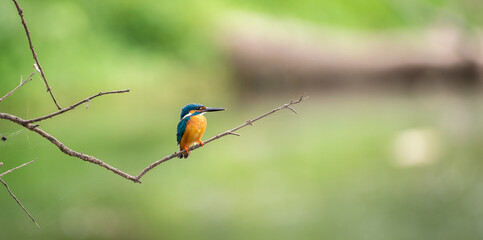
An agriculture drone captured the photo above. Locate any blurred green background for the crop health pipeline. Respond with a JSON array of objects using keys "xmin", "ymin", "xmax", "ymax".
[{"xmin": 1, "ymin": 0, "xmax": 483, "ymax": 239}]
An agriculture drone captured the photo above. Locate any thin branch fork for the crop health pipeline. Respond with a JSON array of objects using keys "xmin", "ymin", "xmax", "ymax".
[
  {"xmin": 0, "ymin": 160, "xmax": 39, "ymax": 228},
  {"xmin": 0, "ymin": 72, "xmax": 35, "ymax": 103},
  {"xmin": 11, "ymin": 0, "xmax": 61, "ymax": 110}
]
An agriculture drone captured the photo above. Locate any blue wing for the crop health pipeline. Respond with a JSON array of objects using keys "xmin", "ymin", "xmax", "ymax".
[{"xmin": 177, "ymin": 117, "xmax": 190, "ymax": 145}]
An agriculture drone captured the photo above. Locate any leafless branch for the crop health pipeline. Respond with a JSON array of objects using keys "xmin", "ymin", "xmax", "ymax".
[
  {"xmin": 11, "ymin": 0, "xmax": 61, "ymax": 110},
  {"xmin": 0, "ymin": 94, "xmax": 307, "ymax": 183},
  {"xmin": 0, "ymin": 72, "xmax": 35, "ymax": 103},
  {"xmin": 25, "ymin": 89, "xmax": 130, "ymax": 123},
  {"xmin": 0, "ymin": 160, "xmax": 39, "ymax": 228},
  {"xmin": 134, "ymin": 94, "xmax": 308, "ymax": 180},
  {"xmin": 0, "ymin": 159, "xmax": 35, "ymax": 177},
  {"xmin": 0, "ymin": 89, "xmax": 137, "ymax": 183},
  {"xmin": 0, "ymin": 179, "xmax": 39, "ymax": 228}
]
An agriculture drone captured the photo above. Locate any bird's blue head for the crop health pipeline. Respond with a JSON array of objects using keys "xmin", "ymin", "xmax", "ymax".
[{"xmin": 180, "ymin": 103, "xmax": 225, "ymax": 119}]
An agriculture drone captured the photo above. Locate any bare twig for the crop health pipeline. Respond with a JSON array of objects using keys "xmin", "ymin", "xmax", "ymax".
[
  {"xmin": 0, "ymin": 179, "xmax": 39, "ymax": 228},
  {"xmin": 0, "ymin": 159, "xmax": 35, "ymax": 177},
  {"xmin": 0, "ymin": 95, "xmax": 306, "ymax": 183},
  {"xmin": 25, "ymin": 89, "xmax": 130, "ymax": 123},
  {"xmin": 0, "ymin": 72, "xmax": 35, "ymax": 103},
  {"xmin": 11, "ymin": 0, "xmax": 61, "ymax": 110},
  {"xmin": 286, "ymin": 105, "xmax": 298, "ymax": 114},
  {"xmin": 135, "ymin": 95, "xmax": 308, "ymax": 180},
  {"xmin": 0, "ymin": 160, "xmax": 39, "ymax": 228}
]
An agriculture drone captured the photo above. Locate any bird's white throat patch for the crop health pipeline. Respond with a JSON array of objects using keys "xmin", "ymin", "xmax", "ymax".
[{"xmin": 182, "ymin": 112, "xmax": 205, "ymax": 120}]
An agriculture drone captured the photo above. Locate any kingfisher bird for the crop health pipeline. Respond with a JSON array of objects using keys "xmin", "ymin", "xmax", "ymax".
[{"xmin": 177, "ymin": 103, "xmax": 225, "ymax": 158}]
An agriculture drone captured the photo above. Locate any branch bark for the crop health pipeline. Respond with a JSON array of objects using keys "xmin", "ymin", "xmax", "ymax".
[
  {"xmin": 0, "ymin": 160, "xmax": 39, "ymax": 228},
  {"xmin": 11, "ymin": 0, "xmax": 61, "ymax": 110}
]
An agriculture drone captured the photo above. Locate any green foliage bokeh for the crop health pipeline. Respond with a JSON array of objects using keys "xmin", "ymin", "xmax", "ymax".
[{"xmin": 1, "ymin": 0, "xmax": 482, "ymax": 239}]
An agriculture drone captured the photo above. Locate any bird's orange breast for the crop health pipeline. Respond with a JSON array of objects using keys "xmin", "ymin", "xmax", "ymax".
[{"xmin": 179, "ymin": 114, "xmax": 207, "ymax": 150}]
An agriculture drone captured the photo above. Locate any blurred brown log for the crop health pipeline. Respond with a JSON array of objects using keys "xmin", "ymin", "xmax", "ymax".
[{"xmin": 218, "ymin": 13, "xmax": 482, "ymax": 95}]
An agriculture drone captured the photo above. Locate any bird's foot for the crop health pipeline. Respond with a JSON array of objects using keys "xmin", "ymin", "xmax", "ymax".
[
  {"xmin": 198, "ymin": 140, "xmax": 204, "ymax": 147},
  {"xmin": 178, "ymin": 146, "xmax": 189, "ymax": 158}
]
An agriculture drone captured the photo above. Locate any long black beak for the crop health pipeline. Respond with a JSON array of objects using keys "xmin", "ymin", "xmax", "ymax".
[{"xmin": 202, "ymin": 107, "xmax": 226, "ymax": 112}]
